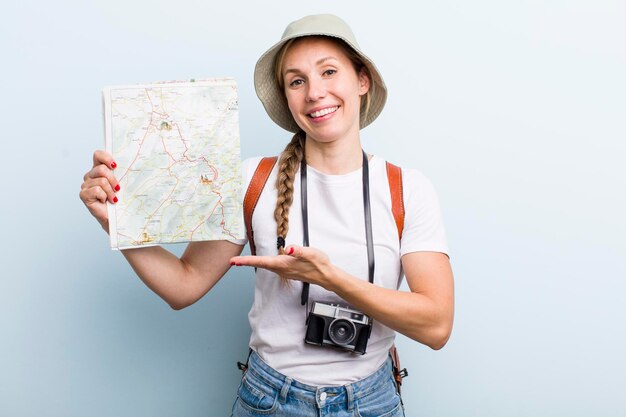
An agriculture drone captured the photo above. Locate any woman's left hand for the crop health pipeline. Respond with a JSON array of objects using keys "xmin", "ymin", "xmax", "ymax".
[
  {"xmin": 232, "ymin": 247, "xmax": 454, "ymax": 349},
  {"xmin": 230, "ymin": 246, "xmax": 335, "ymax": 288}
]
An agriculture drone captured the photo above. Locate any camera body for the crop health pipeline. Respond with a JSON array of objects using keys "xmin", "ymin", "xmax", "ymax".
[{"xmin": 305, "ymin": 302, "xmax": 373, "ymax": 355}]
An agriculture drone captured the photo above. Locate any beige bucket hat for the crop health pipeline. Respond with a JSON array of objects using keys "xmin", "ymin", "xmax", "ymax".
[{"xmin": 254, "ymin": 14, "xmax": 387, "ymax": 133}]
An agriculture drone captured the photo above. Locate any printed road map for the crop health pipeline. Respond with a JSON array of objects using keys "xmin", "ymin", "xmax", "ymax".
[{"xmin": 103, "ymin": 78, "xmax": 243, "ymax": 250}]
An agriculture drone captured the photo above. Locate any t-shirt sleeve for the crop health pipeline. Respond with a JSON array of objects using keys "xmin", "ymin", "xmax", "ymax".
[
  {"xmin": 224, "ymin": 156, "xmax": 264, "ymax": 247},
  {"xmin": 400, "ymin": 168, "xmax": 449, "ymax": 257}
]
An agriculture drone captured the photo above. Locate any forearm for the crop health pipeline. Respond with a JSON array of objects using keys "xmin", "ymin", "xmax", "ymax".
[
  {"xmin": 98, "ymin": 216, "xmax": 192, "ymax": 307},
  {"xmin": 120, "ymin": 240, "xmax": 242, "ymax": 310},
  {"xmin": 229, "ymin": 247, "xmax": 454, "ymax": 348},
  {"xmin": 324, "ymin": 267, "xmax": 454, "ymax": 350},
  {"xmin": 121, "ymin": 246, "xmax": 198, "ymax": 309}
]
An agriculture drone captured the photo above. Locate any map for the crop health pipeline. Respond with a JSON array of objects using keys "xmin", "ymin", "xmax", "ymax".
[{"xmin": 102, "ymin": 78, "xmax": 244, "ymax": 250}]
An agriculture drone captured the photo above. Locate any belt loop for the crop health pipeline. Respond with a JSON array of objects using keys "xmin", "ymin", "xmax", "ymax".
[
  {"xmin": 279, "ymin": 377, "xmax": 292, "ymax": 404},
  {"xmin": 345, "ymin": 383, "xmax": 355, "ymax": 411}
]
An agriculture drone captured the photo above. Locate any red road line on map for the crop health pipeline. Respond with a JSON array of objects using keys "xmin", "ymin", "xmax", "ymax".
[
  {"xmin": 189, "ymin": 203, "xmax": 218, "ymax": 238},
  {"xmin": 212, "ymin": 190, "xmax": 238, "ymax": 237},
  {"xmin": 139, "ymin": 181, "xmax": 179, "ymax": 237},
  {"xmin": 175, "ymin": 123, "xmax": 191, "ymax": 160},
  {"xmin": 118, "ymin": 89, "xmax": 157, "ymax": 183},
  {"xmin": 161, "ymin": 136, "xmax": 176, "ymax": 163},
  {"xmin": 208, "ymin": 164, "xmax": 219, "ymax": 181},
  {"xmin": 214, "ymin": 196, "xmax": 238, "ymax": 239},
  {"xmin": 189, "ymin": 188, "xmax": 236, "ymax": 240},
  {"xmin": 189, "ymin": 193, "xmax": 222, "ymax": 240}
]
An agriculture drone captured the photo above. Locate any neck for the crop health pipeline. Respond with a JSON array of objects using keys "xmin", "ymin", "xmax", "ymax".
[{"xmin": 304, "ymin": 135, "xmax": 364, "ymax": 175}]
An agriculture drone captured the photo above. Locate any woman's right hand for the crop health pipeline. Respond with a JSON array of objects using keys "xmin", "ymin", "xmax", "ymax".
[
  {"xmin": 78, "ymin": 150, "xmax": 245, "ymax": 309},
  {"xmin": 79, "ymin": 150, "xmax": 121, "ymax": 231}
]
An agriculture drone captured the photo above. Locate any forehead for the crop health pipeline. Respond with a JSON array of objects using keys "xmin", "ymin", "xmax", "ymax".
[{"xmin": 283, "ymin": 37, "xmax": 351, "ymax": 67}]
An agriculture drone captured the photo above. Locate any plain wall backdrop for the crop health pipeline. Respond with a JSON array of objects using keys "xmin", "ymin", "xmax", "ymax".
[{"xmin": 1, "ymin": 1, "xmax": 625, "ymax": 416}]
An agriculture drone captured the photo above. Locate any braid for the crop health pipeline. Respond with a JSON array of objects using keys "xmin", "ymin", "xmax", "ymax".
[{"xmin": 274, "ymin": 130, "xmax": 305, "ymax": 255}]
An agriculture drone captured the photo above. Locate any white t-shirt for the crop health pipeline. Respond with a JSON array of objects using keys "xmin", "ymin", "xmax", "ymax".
[{"xmin": 229, "ymin": 155, "xmax": 448, "ymax": 386}]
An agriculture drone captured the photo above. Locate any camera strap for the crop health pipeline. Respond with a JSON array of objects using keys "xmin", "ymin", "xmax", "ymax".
[{"xmin": 300, "ymin": 150, "xmax": 375, "ymax": 305}]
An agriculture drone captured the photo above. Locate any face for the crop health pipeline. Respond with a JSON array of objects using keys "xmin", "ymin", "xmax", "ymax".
[{"xmin": 281, "ymin": 37, "xmax": 370, "ymax": 144}]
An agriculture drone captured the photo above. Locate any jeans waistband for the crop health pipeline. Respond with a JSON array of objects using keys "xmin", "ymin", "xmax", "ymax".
[{"xmin": 246, "ymin": 351, "xmax": 393, "ymax": 407}]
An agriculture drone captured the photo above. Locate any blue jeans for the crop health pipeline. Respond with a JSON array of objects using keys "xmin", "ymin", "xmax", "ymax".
[{"xmin": 231, "ymin": 351, "xmax": 405, "ymax": 417}]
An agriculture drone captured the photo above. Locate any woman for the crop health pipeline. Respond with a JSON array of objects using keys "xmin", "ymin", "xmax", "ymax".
[{"xmin": 80, "ymin": 14, "xmax": 454, "ymax": 417}]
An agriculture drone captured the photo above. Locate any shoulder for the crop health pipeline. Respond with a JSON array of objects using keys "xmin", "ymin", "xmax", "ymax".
[
  {"xmin": 242, "ymin": 156, "xmax": 266, "ymax": 173},
  {"xmin": 378, "ymin": 160, "xmax": 449, "ymax": 255},
  {"xmin": 402, "ymin": 167, "xmax": 437, "ymax": 193},
  {"xmin": 401, "ymin": 168, "xmax": 442, "ymax": 210},
  {"xmin": 241, "ymin": 156, "xmax": 278, "ymax": 186},
  {"xmin": 373, "ymin": 156, "xmax": 436, "ymax": 193}
]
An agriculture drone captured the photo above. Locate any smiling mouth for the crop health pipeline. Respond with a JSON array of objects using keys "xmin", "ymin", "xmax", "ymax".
[{"xmin": 308, "ymin": 106, "xmax": 339, "ymax": 118}]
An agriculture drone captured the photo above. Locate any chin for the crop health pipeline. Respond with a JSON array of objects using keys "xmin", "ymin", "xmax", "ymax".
[
  {"xmin": 304, "ymin": 127, "xmax": 343, "ymax": 143},
  {"xmin": 301, "ymin": 121, "xmax": 355, "ymax": 142}
]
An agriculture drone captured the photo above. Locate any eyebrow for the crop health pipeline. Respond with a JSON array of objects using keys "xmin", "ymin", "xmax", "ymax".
[{"xmin": 283, "ymin": 56, "xmax": 340, "ymax": 76}]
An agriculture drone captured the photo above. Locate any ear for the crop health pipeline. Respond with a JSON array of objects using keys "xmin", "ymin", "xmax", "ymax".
[{"xmin": 358, "ymin": 68, "xmax": 371, "ymax": 96}]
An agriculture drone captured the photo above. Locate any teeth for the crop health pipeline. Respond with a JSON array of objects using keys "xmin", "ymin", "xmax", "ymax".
[{"xmin": 309, "ymin": 106, "xmax": 338, "ymax": 118}]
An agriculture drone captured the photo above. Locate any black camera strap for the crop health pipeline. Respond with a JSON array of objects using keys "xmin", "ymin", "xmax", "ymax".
[{"xmin": 300, "ymin": 150, "xmax": 375, "ymax": 306}]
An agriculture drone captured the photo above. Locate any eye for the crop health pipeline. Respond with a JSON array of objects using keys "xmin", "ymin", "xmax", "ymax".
[
  {"xmin": 323, "ymin": 69, "xmax": 337, "ymax": 76},
  {"xmin": 289, "ymin": 78, "xmax": 304, "ymax": 87}
]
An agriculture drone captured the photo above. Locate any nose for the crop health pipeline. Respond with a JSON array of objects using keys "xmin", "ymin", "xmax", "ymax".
[{"xmin": 305, "ymin": 78, "xmax": 326, "ymax": 102}]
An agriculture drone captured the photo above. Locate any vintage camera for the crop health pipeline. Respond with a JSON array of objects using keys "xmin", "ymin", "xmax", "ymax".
[{"xmin": 305, "ymin": 302, "xmax": 373, "ymax": 355}]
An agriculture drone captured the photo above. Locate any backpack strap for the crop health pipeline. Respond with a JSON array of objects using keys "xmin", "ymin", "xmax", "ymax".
[
  {"xmin": 386, "ymin": 161, "xmax": 405, "ymax": 241},
  {"xmin": 386, "ymin": 162, "xmax": 407, "ymax": 395},
  {"xmin": 390, "ymin": 343, "xmax": 409, "ymax": 395},
  {"xmin": 243, "ymin": 156, "xmax": 277, "ymax": 256}
]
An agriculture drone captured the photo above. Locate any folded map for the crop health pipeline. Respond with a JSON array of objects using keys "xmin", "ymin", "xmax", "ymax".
[{"xmin": 102, "ymin": 78, "xmax": 244, "ymax": 250}]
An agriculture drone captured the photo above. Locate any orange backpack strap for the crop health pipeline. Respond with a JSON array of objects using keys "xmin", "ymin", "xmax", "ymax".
[
  {"xmin": 390, "ymin": 343, "xmax": 409, "ymax": 394},
  {"xmin": 243, "ymin": 157, "xmax": 277, "ymax": 256},
  {"xmin": 386, "ymin": 161, "xmax": 405, "ymax": 240},
  {"xmin": 386, "ymin": 162, "xmax": 408, "ymax": 396}
]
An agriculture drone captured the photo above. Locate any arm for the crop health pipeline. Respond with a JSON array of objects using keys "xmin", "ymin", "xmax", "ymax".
[
  {"xmin": 122, "ymin": 241, "xmax": 244, "ymax": 310},
  {"xmin": 80, "ymin": 150, "xmax": 245, "ymax": 310},
  {"xmin": 323, "ymin": 250, "xmax": 454, "ymax": 350},
  {"xmin": 230, "ymin": 247, "xmax": 454, "ymax": 350}
]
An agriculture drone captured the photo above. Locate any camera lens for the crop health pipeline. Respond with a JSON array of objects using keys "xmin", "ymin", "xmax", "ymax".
[{"xmin": 328, "ymin": 318, "xmax": 356, "ymax": 346}]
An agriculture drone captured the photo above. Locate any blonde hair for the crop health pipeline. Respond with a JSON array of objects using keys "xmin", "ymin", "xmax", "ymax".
[
  {"xmin": 273, "ymin": 130, "xmax": 305, "ymax": 255},
  {"xmin": 272, "ymin": 36, "xmax": 372, "ymax": 255}
]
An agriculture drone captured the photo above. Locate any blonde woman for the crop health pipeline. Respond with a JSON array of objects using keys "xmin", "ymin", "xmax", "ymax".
[{"xmin": 80, "ymin": 14, "xmax": 454, "ymax": 416}]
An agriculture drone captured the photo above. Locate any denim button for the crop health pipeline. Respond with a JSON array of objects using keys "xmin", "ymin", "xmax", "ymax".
[{"xmin": 320, "ymin": 392, "xmax": 327, "ymax": 401}]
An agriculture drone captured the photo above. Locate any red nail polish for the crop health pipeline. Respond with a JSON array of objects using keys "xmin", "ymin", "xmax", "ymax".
[
  {"xmin": 230, "ymin": 261, "xmax": 235, "ymax": 266},
  {"xmin": 111, "ymin": 161, "xmax": 117, "ymax": 169},
  {"xmin": 113, "ymin": 196, "xmax": 118, "ymax": 203},
  {"xmin": 114, "ymin": 184, "xmax": 120, "ymax": 192},
  {"xmin": 288, "ymin": 247, "xmax": 294, "ymax": 255},
  {"xmin": 236, "ymin": 263, "xmax": 242, "ymax": 266}
]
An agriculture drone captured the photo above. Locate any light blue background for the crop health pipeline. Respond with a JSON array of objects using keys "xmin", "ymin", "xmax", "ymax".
[{"xmin": 1, "ymin": 1, "xmax": 625, "ymax": 416}]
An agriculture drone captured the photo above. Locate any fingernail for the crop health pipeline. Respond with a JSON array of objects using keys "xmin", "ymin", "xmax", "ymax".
[
  {"xmin": 236, "ymin": 263, "xmax": 242, "ymax": 267},
  {"xmin": 230, "ymin": 261, "xmax": 235, "ymax": 266},
  {"xmin": 113, "ymin": 196, "xmax": 118, "ymax": 203},
  {"xmin": 114, "ymin": 184, "xmax": 120, "ymax": 192},
  {"xmin": 111, "ymin": 161, "xmax": 117, "ymax": 169},
  {"xmin": 288, "ymin": 247, "xmax": 294, "ymax": 255}
]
